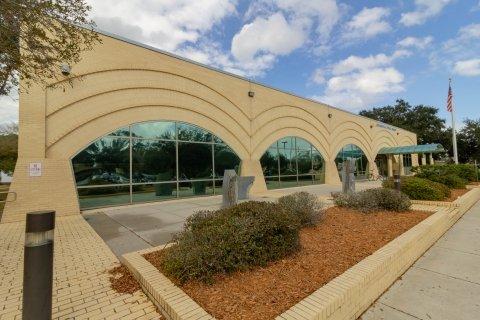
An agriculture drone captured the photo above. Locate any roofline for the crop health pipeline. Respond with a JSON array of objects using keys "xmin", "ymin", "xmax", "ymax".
[{"xmin": 81, "ymin": 25, "xmax": 413, "ymax": 135}]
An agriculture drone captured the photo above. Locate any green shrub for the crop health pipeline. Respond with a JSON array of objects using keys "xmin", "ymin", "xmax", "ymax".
[
  {"xmin": 411, "ymin": 164, "xmax": 477, "ymax": 183},
  {"xmin": 383, "ymin": 176, "xmax": 450, "ymax": 201},
  {"xmin": 160, "ymin": 201, "xmax": 302, "ymax": 283},
  {"xmin": 332, "ymin": 188, "xmax": 411, "ymax": 213},
  {"xmin": 278, "ymin": 192, "xmax": 325, "ymax": 226}
]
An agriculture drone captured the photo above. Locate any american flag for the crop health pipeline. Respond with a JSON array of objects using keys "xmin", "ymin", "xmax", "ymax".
[{"xmin": 447, "ymin": 81, "xmax": 453, "ymax": 112}]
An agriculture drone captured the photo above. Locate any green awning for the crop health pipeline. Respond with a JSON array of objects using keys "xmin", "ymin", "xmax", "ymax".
[{"xmin": 378, "ymin": 144, "xmax": 445, "ymax": 155}]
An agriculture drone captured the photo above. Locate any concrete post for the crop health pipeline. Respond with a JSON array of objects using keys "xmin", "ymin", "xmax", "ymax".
[
  {"xmin": 422, "ymin": 154, "xmax": 427, "ymax": 165},
  {"xmin": 429, "ymin": 153, "xmax": 434, "ymax": 165},
  {"xmin": 387, "ymin": 155, "xmax": 393, "ymax": 177},
  {"xmin": 399, "ymin": 154, "xmax": 404, "ymax": 175}
]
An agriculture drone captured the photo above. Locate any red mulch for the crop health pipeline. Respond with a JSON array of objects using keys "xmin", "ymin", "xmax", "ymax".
[
  {"xmin": 144, "ymin": 207, "xmax": 431, "ymax": 320},
  {"xmin": 108, "ymin": 265, "xmax": 141, "ymax": 295},
  {"xmin": 445, "ymin": 188, "xmax": 470, "ymax": 202}
]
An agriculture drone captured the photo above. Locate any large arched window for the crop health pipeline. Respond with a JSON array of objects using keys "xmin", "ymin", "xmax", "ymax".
[
  {"xmin": 260, "ymin": 136, "xmax": 325, "ymax": 189},
  {"xmin": 72, "ymin": 121, "xmax": 241, "ymax": 209},
  {"xmin": 335, "ymin": 144, "xmax": 369, "ymax": 180}
]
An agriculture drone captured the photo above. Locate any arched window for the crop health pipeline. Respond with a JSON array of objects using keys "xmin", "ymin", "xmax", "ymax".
[
  {"xmin": 71, "ymin": 121, "xmax": 241, "ymax": 209},
  {"xmin": 335, "ymin": 144, "xmax": 369, "ymax": 180},
  {"xmin": 260, "ymin": 137, "xmax": 325, "ymax": 189}
]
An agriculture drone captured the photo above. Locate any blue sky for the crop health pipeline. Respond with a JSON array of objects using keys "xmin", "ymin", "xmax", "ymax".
[{"xmin": 1, "ymin": 0, "xmax": 479, "ymax": 127}]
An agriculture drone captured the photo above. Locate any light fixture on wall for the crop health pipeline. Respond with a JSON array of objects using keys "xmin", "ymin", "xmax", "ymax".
[
  {"xmin": 328, "ymin": 113, "xmax": 332, "ymax": 118},
  {"xmin": 248, "ymin": 91, "xmax": 255, "ymax": 97},
  {"xmin": 61, "ymin": 64, "xmax": 71, "ymax": 76}
]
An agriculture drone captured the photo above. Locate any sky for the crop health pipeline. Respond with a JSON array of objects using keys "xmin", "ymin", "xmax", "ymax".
[{"xmin": 1, "ymin": 0, "xmax": 479, "ymax": 127}]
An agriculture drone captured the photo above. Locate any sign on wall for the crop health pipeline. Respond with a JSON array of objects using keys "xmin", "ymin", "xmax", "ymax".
[{"xmin": 29, "ymin": 163, "xmax": 42, "ymax": 177}]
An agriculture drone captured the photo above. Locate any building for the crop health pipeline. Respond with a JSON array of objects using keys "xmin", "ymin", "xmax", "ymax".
[{"xmin": 1, "ymin": 29, "xmax": 420, "ymax": 223}]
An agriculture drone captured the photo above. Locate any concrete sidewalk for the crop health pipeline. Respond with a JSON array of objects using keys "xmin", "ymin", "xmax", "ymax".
[
  {"xmin": 84, "ymin": 182, "xmax": 381, "ymax": 256},
  {"xmin": 361, "ymin": 199, "xmax": 480, "ymax": 320}
]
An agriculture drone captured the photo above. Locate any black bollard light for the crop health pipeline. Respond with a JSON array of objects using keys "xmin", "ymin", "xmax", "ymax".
[
  {"xmin": 394, "ymin": 174, "xmax": 401, "ymax": 191},
  {"xmin": 23, "ymin": 210, "xmax": 55, "ymax": 320}
]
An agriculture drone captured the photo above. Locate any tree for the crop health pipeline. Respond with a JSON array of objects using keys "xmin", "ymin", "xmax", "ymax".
[
  {"xmin": 0, "ymin": 0, "xmax": 100, "ymax": 95},
  {"xmin": 0, "ymin": 123, "xmax": 18, "ymax": 174},
  {"xmin": 458, "ymin": 119, "xmax": 480, "ymax": 163},
  {"xmin": 359, "ymin": 99, "xmax": 447, "ymax": 145}
]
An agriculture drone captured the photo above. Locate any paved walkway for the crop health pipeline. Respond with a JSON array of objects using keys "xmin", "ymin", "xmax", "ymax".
[
  {"xmin": 0, "ymin": 215, "xmax": 160, "ymax": 319},
  {"xmin": 84, "ymin": 182, "xmax": 381, "ymax": 256},
  {"xmin": 361, "ymin": 199, "xmax": 480, "ymax": 320}
]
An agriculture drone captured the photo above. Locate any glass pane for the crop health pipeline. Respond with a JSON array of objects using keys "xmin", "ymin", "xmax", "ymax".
[
  {"xmin": 295, "ymin": 137, "xmax": 311, "ymax": 150},
  {"xmin": 298, "ymin": 175, "xmax": 314, "ymax": 186},
  {"xmin": 78, "ymin": 186, "xmax": 130, "ymax": 209},
  {"xmin": 132, "ymin": 139, "xmax": 176, "ymax": 183},
  {"xmin": 280, "ymin": 175, "xmax": 298, "ymax": 188},
  {"xmin": 277, "ymin": 137, "xmax": 295, "ymax": 150},
  {"xmin": 72, "ymin": 137, "xmax": 130, "ymax": 186},
  {"xmin": 312, "ymin": 151, "xmax": 324, "ymax": 173},
  {"xmin": 265, "ymin": 177, "xmax": 281, "ymax": 190},
  {"xmin": 109, "ymin": 126, "xmax": 130, "ymax": 137},
  {"xmin": 214, "ymin": 144, "xmax": 240, "ymax": 178},
  {"xmin": 213, "ymin": 136, "xmax": 224, "ymax": 143},
  {"xmin": 131, "ymin": 121, "xmax": 176, "ymax": 140},
  {"xmin": 279, "ymin": 148, "xmax": 296, "ymax": 175},
  {"xmin": 260, "ymin": 147, "xmax": 279, "ymax": 176},
  {"xmin": 177, "ymin": 123, "xmax": 212, "ymax": 142},
  {"xmin": 178, "ymin": 142, "xmax": 213, "ymax": 180},
  {"xmin": 178, "ymin": 180, "xmax": 214, "ymax": 197},
  {"xmin": 297, "ymin": 150, "xmax": 312, "ymax": 174},
  {"xmin": 132, "ymin": 183, "xmax": 177, "ymax": 203}
]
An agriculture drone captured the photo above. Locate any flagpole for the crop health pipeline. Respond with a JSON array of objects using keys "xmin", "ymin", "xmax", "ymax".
[{"xmin": 450, "ymin": 78, "xmax": 459, "ymax": 164}]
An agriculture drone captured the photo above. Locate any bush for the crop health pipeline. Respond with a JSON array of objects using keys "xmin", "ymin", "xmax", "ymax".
[
  {"xmin": 160, "ymin": 201, "xmax": 302, "ymax": 283},
  {"xmin": 411, "ymin": 164, "xmax": 476, "ymax": 184},
  {"xmin": 278, "ymin": 192, "xmax": 325, "ymax": 226},
  {"xmin": 332, "ymin": 188, "xmax": 411, "ymax": 213},
  {"xmin": 383, "ymin": 176, "xmax": 450, "ymax": 201}
]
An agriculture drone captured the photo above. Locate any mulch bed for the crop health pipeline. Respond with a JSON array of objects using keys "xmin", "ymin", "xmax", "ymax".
[
  {"xmin": 108, "ymin": 265, "xmax": 141, "ymax": 295},
  {"xmin": 445, "ymin": 188, "xmax": 470, "ymax": 202},
  {"xmin": 144, "ymin": 207, "xmax": 431, "ymax": 320}
]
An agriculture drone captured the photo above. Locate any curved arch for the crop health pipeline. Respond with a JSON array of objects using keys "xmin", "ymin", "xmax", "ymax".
[
  {"xmin": 373, "ymin": 129, "xmax": 397, "ymax": 146},
  {"xmin": 330, "ymin": 120, "xmax": 373, "ymax": 142},
  {"xmin": 47, "ymin": 105, "xmax": 249, "ymax": 160},
  {"xmin": 253, "ymin": 105, "xmax": 329, "ymax": 134},
  {"xmin": 252, "ymin": 127, "xmax": 329, "ymax": 160},
  {"xmin": 400, "ymin": 136, "xmax": 416, "ymax": 145},
  {"xmin": 46, "ymin": 87, "xmax": 250, "ymax": 145},
  {"xmin": 331, "ymin": 131, "xmax": 373, "ymax": 159},
  {"xmin": 372, "ymin": 136, "xmax": 397, "ymax": 156},
  {"xmin": 252, "ymin": 116, "xmax": 330, "ymax": 153},
  {"xmin": 46, "ymin": 68, "xmax": 248, "ymax": 119}
]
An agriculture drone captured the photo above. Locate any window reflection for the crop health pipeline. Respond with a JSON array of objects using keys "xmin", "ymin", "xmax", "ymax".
[
  {"xmin": 335, "ymin": 144, "xmax": 368, "ymax": 180},
  {"xmin": 260, "ymin": 136, "xmax": 325, "ymax": 189},
  {"xmin": 72, "ymin": 121, "xmax": 241, "ymax": 209},
  {"xmin": 72, "ymin": 137, "xmax": 130, "ymax": 186}
]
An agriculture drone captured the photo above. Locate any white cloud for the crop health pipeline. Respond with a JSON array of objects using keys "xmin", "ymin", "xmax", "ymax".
[
  {"xmin": 87, "ymin": 0, "xmax": 237, "ymax": 51},
  {"xmin": 400, "ymin": 0, "xmax": 453, "ymax": 26},
  {"xmin": 453, "ymin": 59, "xmax": 480, "ymax": 77},
  {"xmin": 342, "ymin": 7, "xmax": 391, "ymax": 41},
  {"xmin": 231, "ymin": 13, "xmax": 306, "ymax": 63},
  {"xmin": 311, "ymin": 69, "xmax": 326, "ymax": 84},
  {"xmin": 312, "ymin": 51, "xmax": 408, "ymax": 111},
  {"xmin": 397, "ymin": 36, "xmax": 433, "ymax": 49},
  {"xmin": 0, "ymin": 89, "xmax": 19, "ymax": 125}
]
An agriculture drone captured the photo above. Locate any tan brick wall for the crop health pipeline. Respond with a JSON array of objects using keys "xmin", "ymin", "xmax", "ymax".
[{"xmin": 2, "ymin": 30, "xmax": 417, "ymax": 222}]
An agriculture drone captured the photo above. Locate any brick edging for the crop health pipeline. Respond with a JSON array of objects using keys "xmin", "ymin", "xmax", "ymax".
[
  {"xmin": 122, "ymin": 250, "xmax": 214, "ymax": 320},
  {"xmin": 123, "ymin": 188, "xmax": 480, "ymax": 320}
]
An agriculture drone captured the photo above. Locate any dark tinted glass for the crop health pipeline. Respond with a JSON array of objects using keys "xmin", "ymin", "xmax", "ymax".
[
  {"xmin": 295, "ymin": 137, "xmax": 311, "ymax": 150},
  {"xmin": 131, "ymin": 121, "xmax": 176, "ymax": 139},
  {"xmin": 297, "ymin": 150, "xmax": 312, "ymax": 174},
  {"xmin": 277, "ymin": 137, "xmax": 295, "ymax": 150},
  {"xmin": 298, "ymin": 174, "xmax": 313, "ymax": 186},
  {"xmin": 132, "ymin": 139, "xmax": 176, "ymax": 183},
  {"xmin": 265, "ymin": 176, "xmax": 281, "ymax": 190},
  {"xmin": 279, "ymin": 148, "xmax": 296, "ymax": 175},
  {"xmin": 178, "ymin": 180, "xmax": 214, "ymax": 197},
  {"xmin": 177, "ymin": 123, "xmax": 212, "ymax": 142},
  {"xmin": 77, "ymin": 185, "xmax": 130, "ymax": 209},
  {"xmin": 132, "ymin": 183, "xmax": 177, "ymax": 202},
  {"xmin": 72, "ymin": 137, "xmax": 130, "ymax": 186},
  {"xmin": 260, "ymin": 147, "xmax": 279, "ymax": 176},
  {"xmin": 178, "ymin": 142, "xmax": 213, "ymax": 180},
  {"xmin": 109, "ymin": 126, "xmax": 130, "ymax": 137},
  {"xmin": 214, "ymin": 144, "xmax": 240, "ymax": 178}
]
